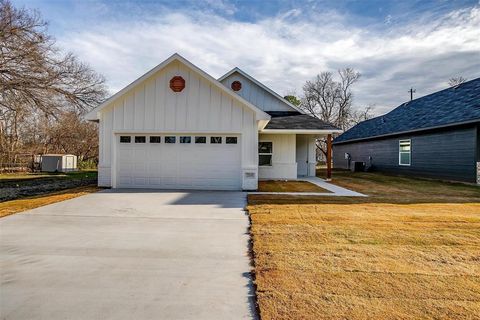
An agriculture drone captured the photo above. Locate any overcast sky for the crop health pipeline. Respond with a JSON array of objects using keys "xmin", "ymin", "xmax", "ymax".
[{"xmin": 13, "ymin": 0, "xmax": 480, "ymax": 115}]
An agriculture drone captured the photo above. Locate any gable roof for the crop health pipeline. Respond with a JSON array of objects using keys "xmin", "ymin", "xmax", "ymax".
[
  {"xmin": 218, "ymin": 67, "xmax": 305, "ymax": 114},
  {"xmin": 334, "ymin": 77, "xmax": 480, "ymax": 144},
  {"xmin": 85, "ymin": 53, "xmax": 270, "ymax": 121},
  {"xmin": 262, "ymin": 111, "xmax": 341, "ymax": 133}
]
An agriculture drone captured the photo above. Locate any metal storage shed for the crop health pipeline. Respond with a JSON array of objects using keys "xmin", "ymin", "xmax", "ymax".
[{"xmin": 41, "ymin": 154, "xmax": 78, "ymax": 173}]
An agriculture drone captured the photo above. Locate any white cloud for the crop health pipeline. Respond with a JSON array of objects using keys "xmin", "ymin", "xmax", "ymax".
[{"xmin": 59, "ymin": 5, "xmax": 480, "ymax": 115}]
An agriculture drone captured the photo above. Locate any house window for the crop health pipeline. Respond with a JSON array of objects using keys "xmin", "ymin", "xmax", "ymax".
[
  {"xmin": 165, "ymin": 136, "xmax": 176, "ymax": 144},
  {"xmin": 226, "ymin": 137, "xmax": 237, "ymax": 144},
  {"xmin": 259, "ymin": 142, "xmax": 273, "ymax": 166},
  {"xmin": 211, "ymin": 137, "xmax": 222, "ymax": 144},
  {"xmin": 135, "ymin": 136, "xmax": 146, "ymax": 143},
  {"xmin": 399, "ymin": 139, "xmax": 411, "ymax": 166},
  {"xmin": 180, "ymin": 136, "xmax": 191, "ymax": 143},
  {"xmin": 149, "ymin": 136, "xmax": 161, "ymax": 143},
  {"xmin": 120, "ymin": 136, "xmax": 131, "ymax": 143},
  {"xmin": 195, "ymin": 136, "xmax": 206, "ymax": 144}
]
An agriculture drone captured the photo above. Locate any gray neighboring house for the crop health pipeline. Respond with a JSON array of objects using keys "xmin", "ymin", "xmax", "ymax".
[{"xmin": 333, "ymin": 78, "xmax": 480, "ymax": 184}]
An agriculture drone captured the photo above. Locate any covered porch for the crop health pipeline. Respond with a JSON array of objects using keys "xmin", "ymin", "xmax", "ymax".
[
  {"xmin": 257, "ymin": 111, "xmax": 342, "ymax": 181},
  {"xmin": 257, "ymin": 132, "xmax": 336, "ymax": 180}
]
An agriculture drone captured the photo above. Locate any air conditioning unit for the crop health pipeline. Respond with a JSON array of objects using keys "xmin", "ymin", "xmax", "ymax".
[{"xmin": 351, "ymin": 161, "xmax": 365, "ymax": 172}]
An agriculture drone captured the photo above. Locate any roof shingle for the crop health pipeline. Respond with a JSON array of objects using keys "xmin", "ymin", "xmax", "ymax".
[
  {"xmin": 264, "ymin": 112, "xmax": 340, "ymax": 130},
  {"xmin": 334, "ymin": 78, "xmax": 480, "ymax": 144}
]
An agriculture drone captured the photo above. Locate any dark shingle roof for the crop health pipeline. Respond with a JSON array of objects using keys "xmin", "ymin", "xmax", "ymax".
[
  {"xmin": 334, "ymin": 78, "xmax": 480, "ymax": 144},
  {"xmin": 264, "ymin": 111, "xmax": 340, "ymax": 130}
]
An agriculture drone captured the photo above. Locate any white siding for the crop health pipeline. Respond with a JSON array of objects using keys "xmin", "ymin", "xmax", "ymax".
[
  {"xmin": 258, "ymin": 134, "xmax": 297, "ymax": 179},
  {"xmin": 97, "ymin": 60, "xmax": 258, "ymax": 188},
  {"xmin": 220, "ymin": 72, "xmax": 294, "ymax": 112}
]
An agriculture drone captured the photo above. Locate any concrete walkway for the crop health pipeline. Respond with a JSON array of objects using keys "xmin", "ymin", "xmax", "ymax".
[
  {"xmin": 0, "ymin": 190, "xmax": 256, "ymax": 320},
  {"xmin": 251, "ymin": 176, "xmax": 367, "ymax": 197}
]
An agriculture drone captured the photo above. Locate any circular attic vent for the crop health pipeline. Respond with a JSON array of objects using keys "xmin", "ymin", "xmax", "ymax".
[
  {"xmin": 231, "ymin": 81, "xmax": 242, "ymax": 91},
  {"xmin": 170, "ymin": 76, "xmax": 185, "ymax": 92}
]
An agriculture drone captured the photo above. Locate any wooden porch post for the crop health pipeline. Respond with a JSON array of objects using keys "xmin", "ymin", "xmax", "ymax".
[{"xmin": 326, "ymin": 134, "xmax": 332, "ymax": 180}]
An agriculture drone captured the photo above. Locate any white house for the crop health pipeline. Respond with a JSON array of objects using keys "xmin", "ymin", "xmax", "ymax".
[{"xmin": 86, "ymin": 54, "xmax": 341, "ymax": 190}]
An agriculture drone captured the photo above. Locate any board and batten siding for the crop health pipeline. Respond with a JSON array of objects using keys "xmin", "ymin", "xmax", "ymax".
[
  {"xmin": 258, "ymin": 134, "xmax": 297, "ymax": 179},
  {"xmin": 220, "ymin": 72, "xmax": 293, "ymax": 112},
  {"xmin": 98, "ymin": 60, "xmax": 259, "ymax": 188},
  {"xmin": 333, "ymin": 125, "xmax": 478, "ymax": 183}
]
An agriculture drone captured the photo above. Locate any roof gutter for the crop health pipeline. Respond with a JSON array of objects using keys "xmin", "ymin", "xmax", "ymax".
[{"xmin": 260, "ymin": 129, "xmax": 343, "ymax": 135}]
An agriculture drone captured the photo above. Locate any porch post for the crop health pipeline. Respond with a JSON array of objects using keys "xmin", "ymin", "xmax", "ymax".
[{"xmin": 326, "ymin": 134, "xmax": 332, "ymax": 180}]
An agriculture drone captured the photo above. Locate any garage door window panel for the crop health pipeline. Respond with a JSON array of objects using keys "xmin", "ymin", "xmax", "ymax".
[
  {"xmin": 135, "ymin": 136, "xmax": 146, "ymax": 143},
  {"xmin": 211, "ymin": 137, "xmax": 222, "ymax": 144},
  {"xmin": 149, "ymin": 136, "xmax": 161, "ymax": 143},
  {"xmin": 120, "ymin": 136, "xmax": 131, "ymax": 143},
  {"xmin": 195, "ymin": 136, "xmax": 206, "ymax": 144},
  {"xmin": 226, "ymin": 137, "xmax": 237, "ymax": 144},
  {"xmin": 180, "ymin": 136, "xmax": 191, "ymax": 143},
  {"xmin": 165, "ymin": 136, "xmax": 176, "ymax": 144},
  {"xmin": 259, "ymin": 142, "xmax": 273, "ymax": 166}
]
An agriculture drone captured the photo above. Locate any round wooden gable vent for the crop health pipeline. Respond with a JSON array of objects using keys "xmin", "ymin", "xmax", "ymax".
[
  {"xmin": 170, "ymin": 76, "xmax": 185, "ymax": 92},
  {"xmin": 231, "ymin": 81, "xmax": 242, "ymax": 91}
]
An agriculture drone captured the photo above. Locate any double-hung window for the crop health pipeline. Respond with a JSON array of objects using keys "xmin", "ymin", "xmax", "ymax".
[
  {"xmin": 258, "ymin": 142, "xmax": 273, "ymax": 166},
  {"xmin": 399, "ymin": 139, "xmax": 411, "ymax": 166}
]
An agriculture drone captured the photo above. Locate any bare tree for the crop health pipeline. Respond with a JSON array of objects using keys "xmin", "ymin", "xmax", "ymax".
[
  {"xmin": 0, "ymin": 0, "xmax": 106, "ymax": 166},
  {"xmin": 300, "ymin": 68, "xmax": 361, "ymax": 131},
  {"xmin": 350, "ymin": 105, "xmax": 375, "ymax": 126},
  {"xmin": 448, "ymin": 76, "xmax": 467, "ymax": 87},
  {"xmin": 36, "ymin": 112, "xmax": 98, "ymax": 162},
  {"xmin": 299, "ymin": 68, "xmax": 372, "ymax": 159}
]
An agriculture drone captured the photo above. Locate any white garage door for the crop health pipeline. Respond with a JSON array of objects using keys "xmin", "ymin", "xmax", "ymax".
[{"xmin": 116, "ymin": 134, "xmax": 241, "ymax": 190}]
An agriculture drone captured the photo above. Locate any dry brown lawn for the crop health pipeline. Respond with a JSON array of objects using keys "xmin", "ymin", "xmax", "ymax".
[
  {"xmin": 258, "ymin": 180, "xmax": 330, "ymax": 193},
  {"xmin": 248, "ymin": 172, "xmax": 480, "ymax": 320},
  {"xmin": 0, "ymin": 186, "xmax": 99, "ymax": 218}
]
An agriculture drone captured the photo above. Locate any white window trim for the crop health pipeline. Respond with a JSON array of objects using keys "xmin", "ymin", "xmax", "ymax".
[
  {"xmin": 259, "ymin": 141, "xmax": 273, "ymax": 167},
  {"xmin": 399, "ymin": 139, "xmax": 411, "ymax": 166}
]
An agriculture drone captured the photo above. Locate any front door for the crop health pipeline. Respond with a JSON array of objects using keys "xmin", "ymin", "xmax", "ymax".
[{"xmin": 296, "ymin": 135, "xmax": 308, "ymax": 176}]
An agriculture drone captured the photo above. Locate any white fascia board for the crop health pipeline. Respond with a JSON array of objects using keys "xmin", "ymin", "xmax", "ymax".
[
  {"xmin": 85, "ymin": 111, "xmax": 100, "ymax": 122},
  {"xmin": 218, "ymin": 67, "xmax": 305, "ymax": 114},
  {"xmin": 257, "ymin": 119, "xmax": 270, "ymax": 131},
  {"xmin": 260, "ymin": 129, "xmax": 343, "ymax": 135},
  {"xmin": 85, "ymin": 53, "xmax": 271, "ymax": 121}
]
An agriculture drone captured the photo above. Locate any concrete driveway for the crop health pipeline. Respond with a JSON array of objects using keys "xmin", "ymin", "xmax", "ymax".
[{"xmin": 0, "ymin": 190, "xmax": 256, "ymax": 320}]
